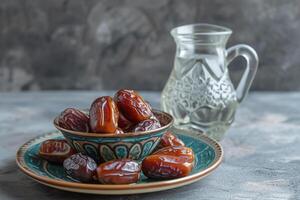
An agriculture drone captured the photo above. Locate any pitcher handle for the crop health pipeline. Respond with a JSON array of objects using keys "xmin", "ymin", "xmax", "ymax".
[{"xmin": 226, "ymin": 44, "xmax": 258, "ymax": 103}]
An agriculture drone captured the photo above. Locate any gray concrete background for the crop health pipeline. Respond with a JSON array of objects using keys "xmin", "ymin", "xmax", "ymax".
[{"xmin": 0, "ymin": 0, "xmax": 300, "ymax": 91}]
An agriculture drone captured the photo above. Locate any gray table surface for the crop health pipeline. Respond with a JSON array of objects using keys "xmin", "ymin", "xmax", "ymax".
[{"xmin": 0, "ymin": 91, "xmax": 299, "ymax": 200}]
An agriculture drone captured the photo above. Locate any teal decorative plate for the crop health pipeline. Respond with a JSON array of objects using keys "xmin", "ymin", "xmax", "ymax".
[{"xmin": 16, "ymin": 129, "xmax": 223, "ymax": 195}]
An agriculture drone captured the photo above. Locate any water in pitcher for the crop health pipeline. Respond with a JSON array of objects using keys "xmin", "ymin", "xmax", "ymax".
[
  {"xmin": 161, "ymin": 54, "xmax": 238, "ymax": 140},
  {"xmin": 161, "ymin": 24, "xmax": 258, "ymax": 141}
]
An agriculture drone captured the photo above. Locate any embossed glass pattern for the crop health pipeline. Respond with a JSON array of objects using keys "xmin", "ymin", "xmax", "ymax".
[{"xmin": 161, "ymin": 24, "xmax": 258, "ymax": 140}]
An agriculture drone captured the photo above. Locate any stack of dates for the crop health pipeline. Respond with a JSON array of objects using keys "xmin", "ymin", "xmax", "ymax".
[{"xmin": 39, "ymin": 89, "xmax": 195, "ymax": 184}]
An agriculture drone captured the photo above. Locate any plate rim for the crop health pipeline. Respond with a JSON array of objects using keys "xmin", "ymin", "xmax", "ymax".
[{"xmin": 16, "ymin": 131, "xmax": 223, "ymax": 193}]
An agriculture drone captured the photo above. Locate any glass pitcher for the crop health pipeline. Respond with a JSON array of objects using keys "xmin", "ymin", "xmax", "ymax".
[{"xmin": 161, "ymin": 24, "xmax": 258, "ymax": 141}]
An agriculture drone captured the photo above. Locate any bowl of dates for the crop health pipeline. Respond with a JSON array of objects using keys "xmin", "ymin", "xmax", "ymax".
[{"xmin": 54, "ymin": 89, "xmax": 173, "ymax": 163}]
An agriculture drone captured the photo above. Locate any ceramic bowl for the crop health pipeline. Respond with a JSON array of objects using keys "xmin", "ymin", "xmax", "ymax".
[{"xmin": 54, "ymin": 110, "xmax": 173, "ymax": 162}]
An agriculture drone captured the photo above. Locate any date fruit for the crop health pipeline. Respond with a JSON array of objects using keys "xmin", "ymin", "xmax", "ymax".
[
  {"xmin": 159, "ymin": 131, "xmax": 185, "ymax": 147},
  {"xmin": 153, "ymin": 146, "xmax": 194, "ymax": 164},
  {"xmin": 142, "ymin": 154, "xmax": 193, "ymax": 179},
  {"xmin": 63, "ymin": 153, "xmax": 97, "ymax": 183},
  {"xmin": 58, "ymin": 108, "xmax": 89, "ymax": 132},
  {"xmin": 89, "ymin": 96, "xmax": 119, "ymax": 133},
  {"xmin": 39, "ymin": 139, "xmax": 76, "ymax": 164},
  {"xmin": 132, "ymin": 119, "xmax": 161, "ymax": 132},
  {"xmin": 118, "ymin": 112, "xmax": 132, "ymax": 131},
  {"xmin": 115, "ymin": 128, "xmax": 125, "ymax": 134},
  {"xmin": 96, "ymin": 159, "xmax": 141, "ymax": 184},
  {"xmin": 114, "ymin": 89, "xmax": 152, "ymax": 123}
]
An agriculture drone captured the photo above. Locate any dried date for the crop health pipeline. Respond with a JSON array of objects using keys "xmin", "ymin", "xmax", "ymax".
[
  {"xmin": 142, "ymin": 154, "xmax": 193, "ymax": 179},
  {"xmin": 39, "ymin": 139, "xmax": 75, "ymax": 164},
  {"xmin": 96, "ymin": 159, "xmax": 141, "ymax": 184},
  {"xmin": 131, "ymin": 119, "xmax": 161, "ymax": 132},
  {"xmin": 159, "ymin": 131, "xmax": 185, "ymax": 148},
  {"xmin": 114, "ymin": 89, "xmax": 152, "ymax": 123},
  {"xmin": 153, "ymin": 146, "xmax": 194, "ymax": 164},
  {"xmin": 58, "ymin": 108, "xmax": 89, "ymax": 132},
  {"xmin": 115, "ymin": 128, "xmax": 125, "ymax": 134},
  {"xmin": 89, "ymin": 96, "xmax": 119, "ymax": 133},
  {"xmin": 118, "ymin": 112, "xmax": 132, "ymax": 131},
  {"xmin": 63, "ymin": 153, "xmax": 97, "ymax": 183}
]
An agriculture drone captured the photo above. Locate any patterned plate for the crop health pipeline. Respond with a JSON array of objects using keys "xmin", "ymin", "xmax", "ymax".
[{"xmin": 16, "ymin": 129, "xmax": 223, "ymax": 195}]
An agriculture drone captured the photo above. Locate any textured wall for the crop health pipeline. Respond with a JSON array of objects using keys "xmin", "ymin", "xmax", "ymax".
[{"xmin": 0, "ymin": 0, "xmax": 299, "ymax": 91}]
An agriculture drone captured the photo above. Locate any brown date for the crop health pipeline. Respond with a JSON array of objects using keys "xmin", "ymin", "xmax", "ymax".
[
  {"xmin": 115, "ymin": 128, "xmax": 125, "ymax": 134},
  {"xmin": 63, "ymin": 153, "xmax": 97, "ymax": 183},
  {"xmin": 131, "ymin": 119, "xmax": 161, "ymax": 132},
  {"xmin": 145, "ymin": 101, "xmax": 153, "ymax": 111},
  {"xmin": 159, "ymin": 131, "xmax": 185, "ymax": 148},
  {"xmin": 39, "ymin": 139, "xmax": 76, "ymax": 164},
  {"xmin": 114, "ymin": 89, "xmax": 152, "ymax": 123},
  {"xmin": 142, "ymin": 154, "xmax": 193, "ymax": 179},
  {"xmin": 96, "ymin": 159, "xmax": 141, "ymax": 184},
  {"xmin": 89, "ymin": 96, "xmax": 119, "ymax": 133},
  {"xmin": 153, "ymin": 146, "xmax": 195, "ymax": 164},
  {"xmin": 118, "ymin": 112, "xmax": 132, "ymax": 131},
  {"xmin": 58, "ymin": 108, "xmax": 89, "ymax": 132}
]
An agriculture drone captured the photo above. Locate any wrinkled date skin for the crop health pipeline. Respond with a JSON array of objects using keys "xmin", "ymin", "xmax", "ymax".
[
  {"xmin": 118, "ymin": 112, "xmax": 132, "ymax": 131},
  {"xmin": 39, "ymin": 139, "xmax": 76, "ymax": 164},
  {"xmin": 63, "ymin": 153, "xmax": 97, "ymax": 183},
  {"xmin": 142, "ymin": 155, "xmax": 193, "ymax": 179},
  {"xmin": 132, "ymin": 119, "xmax": 161, "ymax": 132},
  {"xmin": 97, "ymin": 159, "xmax": 141, "ymax": 184},
  {"xmin": 159, "ymin": 131, "xmax": 185, "ymax": 148},
  {"xmin": 58, "ymin": 108, "xmax": 90, "ymax": 132},
  {"xmin": 114, "ymin": 89, "xmax": 153, "ymax": 123},
  {"xmin": 89, "ymin": 96, "xmax": 119, "ymax": 133},
  {"xmin": 153, "ymin": 146, "xmax": 195, "ymax": 164}
]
